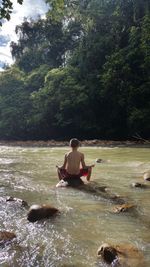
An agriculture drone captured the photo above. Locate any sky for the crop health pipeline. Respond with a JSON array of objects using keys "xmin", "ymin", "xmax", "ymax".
[{"xmin": 0, "ymin": 0, "xmax": 49, "ymax": 71}]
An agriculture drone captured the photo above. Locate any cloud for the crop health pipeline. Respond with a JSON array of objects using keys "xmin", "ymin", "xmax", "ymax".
[
  {"xmin": 0, "ymin": 52, "xmax": 12, "ymax": 58},
  {"xmin": 0, "ymin": 0, "xmax": 49, "ymax": 70}
]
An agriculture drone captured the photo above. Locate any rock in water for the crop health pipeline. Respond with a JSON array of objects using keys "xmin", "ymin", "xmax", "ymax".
[
  {"xmin": 6, "ymin": 196, "xmax": 28, "ymax": 207},
  {"xmin": 131, "ymin": 182, "xmax": 147, "ymax": 188},
  {"xmin": 0, "ymin": 231, "xmax": 16, "ymax": 244},
  {"xmin": 143, "ymin": 172, "xmax": 150, "ymax": 181},
  {"xmin": 96, "ymin": 158, "xmax": 103, "ymax": 163},
  {"xmin": 112, "ymin": 203, "xmax": 135, "ymax": 214},
  {"xmin": 27, "ymin": 204, "xmax": 59, "ymax": 222},
  {"xmin": 97, "ymin": 243, "xmax": 118, "ymax": 264},
  {"xmin": 97, "ymin": 243, "xmax": 146, "ymax": 267}
]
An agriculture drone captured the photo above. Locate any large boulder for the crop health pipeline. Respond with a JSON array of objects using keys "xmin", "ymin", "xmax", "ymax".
[
  {"xmin": 97, "ymin": 243, "xmax": 146, "ymax": 267},
  {"xmin": 0, "ymin": 231, "xmax": 16, "ymax": 245},
  {"xmin": 27, "ymin": 204, "xmax": 59, "ymax": 222}
]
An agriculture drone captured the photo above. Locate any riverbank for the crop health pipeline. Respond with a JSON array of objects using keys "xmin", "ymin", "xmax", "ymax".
[{"xmin": 0, "ymin": 139, "xmax": 150, "ymax": 147}]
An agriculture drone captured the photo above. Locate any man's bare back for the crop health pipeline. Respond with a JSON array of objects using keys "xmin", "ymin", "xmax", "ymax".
[{"xmin": 66, "ymin": 151, "xmax": 85, "ymax": 175}]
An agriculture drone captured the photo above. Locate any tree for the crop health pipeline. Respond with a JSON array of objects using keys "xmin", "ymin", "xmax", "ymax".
[
  {"xmin": 0, "ymin": 0, "xmax": 150, "ymax": 140},
  {"xmin": 100, "ymin": 13, "xmax": 150, "ymax": 138},
  {"xmin": 0, "ymin": 67, "xmax": 32, "ymax": 139},
  {"xmin": 0, "ymin": 0, "xmax": 23, "ymax": 25},
  {"xmin": 29, "ymin": 67, "xmax": 89, "ymax": 139},
  {"xmin": 10, "ymin": 16, "xmax": 83, "ymax": 72}
]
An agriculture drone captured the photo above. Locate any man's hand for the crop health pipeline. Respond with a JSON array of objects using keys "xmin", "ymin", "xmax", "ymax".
[{"xmin": 90, "ymin": 164, "xmax": 95, "ymax": 168}]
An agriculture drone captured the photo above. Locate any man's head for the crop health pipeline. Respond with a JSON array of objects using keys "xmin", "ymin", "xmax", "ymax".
[{"xmin": 69, "ymin": 138, "xmax": 80, "ymax": 148}]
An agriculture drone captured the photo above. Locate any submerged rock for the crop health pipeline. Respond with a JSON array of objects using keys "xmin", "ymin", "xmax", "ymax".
[
  {"xmin": 112, "ymin": 203, "xmax": 135, "ymax": 214},
  {"xmin": 131, "ymin": 182, "xmax": 147, "ymax": 189},
  {"xmin": 80, "ymin": 183, "xmax": 108, "ymax": 193},
  {"xmin": 107, "ymin": 194, "xmax": 126, "ymax": 205},
  {"xmin": 96, "ymin": 158, "xmax": 110, "ymax": 163},
  {"xmin": 143, "ymin": 172, "xmax": 150, "ymax": 181},
  {"xmin": 74, "ymin": 182, "xmax": 126, "ymax": 204},
  {"xmin": 27, "ymin": 204, "xmax": 59, "ymax": 222},
  {"xmin": 96, "ymin": 158, "xmax": 103, "ymax": 163},
  {"xmin": 6, "ymin": 196, "xmax": 28, "ymax": 207},
  {"xmin": 97, "ymin": 243, "xmax": 146, "ymax": 267},
  {"xmin": 0, "ymin": 231, "xmax": 16, "ymax": 245}
]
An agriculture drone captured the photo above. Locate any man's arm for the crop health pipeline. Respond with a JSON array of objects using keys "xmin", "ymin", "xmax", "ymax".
[
  {"xmin": 81, "ymin": 153, "xmax": 95, "ymax": 168},
  {"xmin": 81, "ymin": 154, "xmax": 86, "ymax": 168}
]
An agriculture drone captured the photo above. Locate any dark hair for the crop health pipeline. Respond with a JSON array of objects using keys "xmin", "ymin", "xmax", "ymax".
[{"xmin": 69, "ymin": 138, "xmax": 80, "ymax": 148}]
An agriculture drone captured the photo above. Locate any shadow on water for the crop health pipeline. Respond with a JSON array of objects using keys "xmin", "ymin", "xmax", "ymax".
[{"xmin": 0, "ymin": 145, "xmax": 150, "ymax": 267}]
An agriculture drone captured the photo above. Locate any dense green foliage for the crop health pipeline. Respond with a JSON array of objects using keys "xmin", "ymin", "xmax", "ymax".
[{"xmin": 0, "ymin": 0, "xmax": 150, "ymax": 140}]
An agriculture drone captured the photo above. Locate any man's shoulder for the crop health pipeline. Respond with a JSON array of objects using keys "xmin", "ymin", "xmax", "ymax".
[
  {"xmin": 77, "ymin": 151, "xmax": 84, "ymax": 157},
  {"xmin": 65, "ymin": 151, "xmax": 70, "ymax": 157},
  {"xmin": 67, "ymin": 150, "xmax": 83, "ymax": 156},
  {"xmin": 66, "ymin": 151, "xmax": 74, "ymax": 157}
]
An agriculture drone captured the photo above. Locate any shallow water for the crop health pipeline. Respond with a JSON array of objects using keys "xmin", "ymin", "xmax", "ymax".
[{"xmin": 0, "ymin": 145, "xmax": 150, "ymax": 267}]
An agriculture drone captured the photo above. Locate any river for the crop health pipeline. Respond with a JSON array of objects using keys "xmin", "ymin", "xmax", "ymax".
[{"xmin": 0, "ymin": 145, "xmax": 150, "ymax": 267}]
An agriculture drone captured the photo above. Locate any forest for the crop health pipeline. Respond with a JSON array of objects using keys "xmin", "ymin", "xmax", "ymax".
[{"xmin": 0, "ymin": 0, "xmax": 150, "ymax": 140}]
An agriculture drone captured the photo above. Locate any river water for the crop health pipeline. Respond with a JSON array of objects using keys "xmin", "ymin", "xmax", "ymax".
[{"xmin": 0, "ymin": 145, "xmax": 150, "ymax": 267}]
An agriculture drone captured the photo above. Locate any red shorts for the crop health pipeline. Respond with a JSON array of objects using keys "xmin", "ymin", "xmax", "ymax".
[
  {"xmin": 59, "ymin": 168, "xmax": 89, "ymax": 179},
  {"xmin": 58, "ymin": 168, "xmax": 89, "ymax": 187}
]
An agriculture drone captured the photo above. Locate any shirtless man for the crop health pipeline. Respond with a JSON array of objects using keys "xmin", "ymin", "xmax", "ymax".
[{"xmin": 56, "ymin": 138, "xmax": 94, "ymax": 187}]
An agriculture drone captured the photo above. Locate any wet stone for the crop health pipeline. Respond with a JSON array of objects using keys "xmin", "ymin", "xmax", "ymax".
[
  {"xmin": 97, "ymin": 243, "xmax": 146, "ymax": 267},
  {"xmin": 112, "ymin": 203, "xmax": 135, "ymax": 213},
  {"xmin": 0, "ymin": 231, "xmax": 16, "ymax": 245},
  {"xmin": 6, "ymin": 196, "xmax": 29, "ymax": 207},
  {"xmin": 131, "ymin": 182, "xmax": 147, "ymax": 188},
  {"xmin": 27, "ymin": 204, "xmax": 59, "ymax": 222},
  {"xmin": 143, "ymin": 172, "xmax": 150, "ymax": 181}
]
